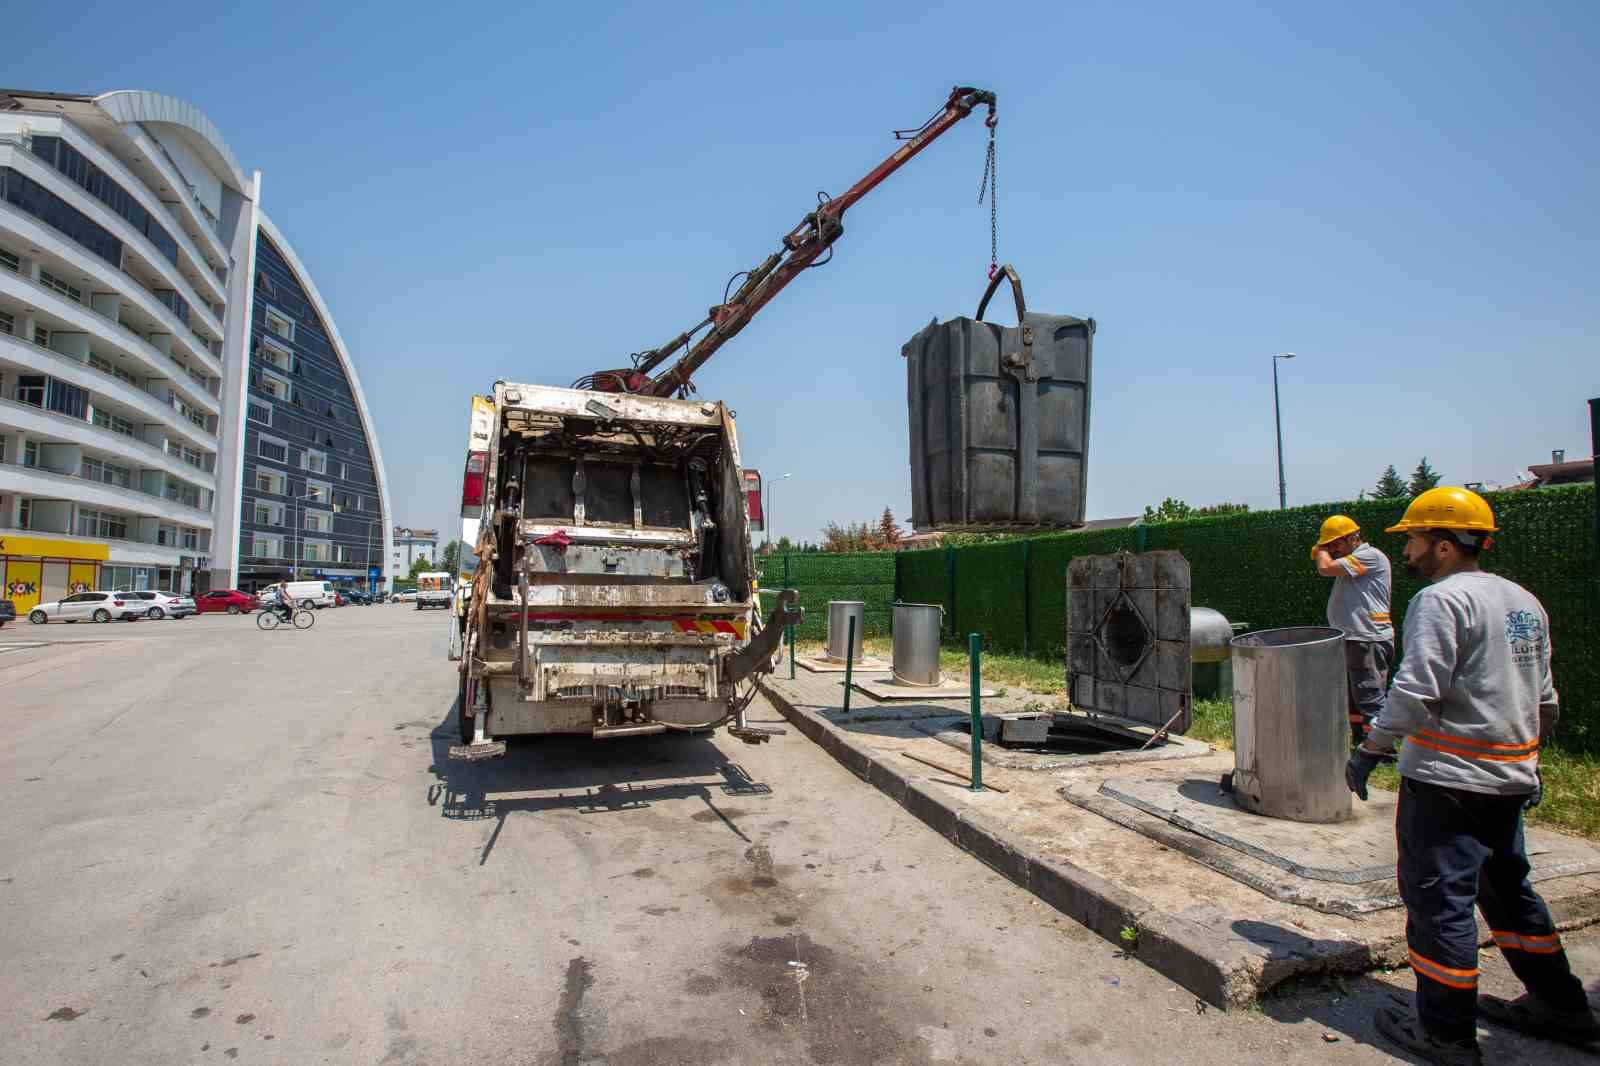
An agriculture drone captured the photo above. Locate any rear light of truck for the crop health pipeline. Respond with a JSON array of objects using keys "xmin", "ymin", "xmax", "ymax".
[{"xmin": 462, "ymin": 451, "xmax": 488, "ymax": 509}]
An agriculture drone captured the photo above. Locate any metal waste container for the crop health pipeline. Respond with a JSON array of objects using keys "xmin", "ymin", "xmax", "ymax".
[
  {"xmin": 890, "ymin": 603, "xmax": 945, "ymax": 686},
  {"xmin": 1229, "ymin": 626, "xmax": 1350, "ymax": 823},
  {"xmin": 825, "ymin": 601, "xmax": 866, "ymax": 662},
  {"xmin": 903, "ymin": 266, "xmax": 1093, "ymax": 531}
]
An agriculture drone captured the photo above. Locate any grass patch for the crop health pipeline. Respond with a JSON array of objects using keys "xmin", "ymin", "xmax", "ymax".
[{"xmin": 1192, "ymin": 698, "xmax": 1600, "ymax": 841}]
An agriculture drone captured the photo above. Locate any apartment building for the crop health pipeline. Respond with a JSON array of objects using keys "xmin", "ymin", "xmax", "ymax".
[{"xmin": 0, "ymin": 89, "xmax": 389, "ymax": 611}]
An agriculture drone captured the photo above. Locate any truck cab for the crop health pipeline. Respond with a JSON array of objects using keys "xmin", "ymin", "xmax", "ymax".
[{"xmin": 452, "ymin": 384, "xmax": 798, "ymax": 758}]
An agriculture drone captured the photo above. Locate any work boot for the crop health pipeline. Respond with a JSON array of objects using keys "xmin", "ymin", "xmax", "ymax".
[
  {"xmin": 1478, "ymin": 993, "xmax": 1600, "ymax": 1051},
  {"xmin": 1373, "ymin": 1005, "xmax": 1482, "ymax": 1066}
]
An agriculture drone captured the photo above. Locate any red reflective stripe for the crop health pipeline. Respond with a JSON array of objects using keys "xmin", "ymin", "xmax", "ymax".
[{"xmin": 1408, "ymin": 948, "xmax": 1478, "ymax": 989}]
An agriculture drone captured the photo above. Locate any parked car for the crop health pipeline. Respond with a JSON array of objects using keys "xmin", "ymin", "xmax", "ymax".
[
  {"xmin": 0, "ymin": 598, "xmax": 15, "ymax": 628},
  {"xmin": 392, "ymin": 590, "xmax": 417, "ymax": 604},
  {"xmin": 195, "ymin": 589, "xmax": 261, "ymax": 615},
  {"xmin": 28, "ymin": 591, "xmax": 144, "ymax": 624},
  {"xmin": 114, "ymin": 590, "xmax": 196, "ymax": 620},
  {"xmin": 343, "ymin": 589, "xmax": 373, "ymax": 606}
]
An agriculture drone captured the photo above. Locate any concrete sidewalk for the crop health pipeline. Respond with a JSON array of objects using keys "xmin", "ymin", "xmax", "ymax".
[{"xmin": 758, "ymin": 668, "xmax": 1600, "ymax": 1009}]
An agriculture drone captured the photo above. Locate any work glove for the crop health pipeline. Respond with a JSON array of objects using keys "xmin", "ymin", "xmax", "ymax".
[
  {"xmin": 1345, "ymin": 747, "xmax": 1384, "ymax": 801},
  {"xmin": 1524, "ymin": 769, "xmax": 1544, "ymax": 811}
]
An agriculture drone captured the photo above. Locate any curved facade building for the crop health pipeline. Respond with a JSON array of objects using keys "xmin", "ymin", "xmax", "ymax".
[{"xmin": 0, "ymin": 88, "xmax": 388, "ymax": 606}]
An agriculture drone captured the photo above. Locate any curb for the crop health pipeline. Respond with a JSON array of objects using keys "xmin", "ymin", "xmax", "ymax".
[{"xmin": 759, "ymin": 677, "xmax": 1263, "ymax": 1008}]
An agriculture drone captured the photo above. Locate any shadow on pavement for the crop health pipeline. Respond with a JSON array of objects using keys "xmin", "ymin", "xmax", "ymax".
[{"xmin": 424, "ymin": 698, "xmax": 773, "ymax": 865}]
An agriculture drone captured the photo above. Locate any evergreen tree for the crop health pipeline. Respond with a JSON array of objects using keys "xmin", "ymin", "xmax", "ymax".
[
  {"xmin": 1373, "ymin": 465, "xmax": 1408, "ymax": 499},
  {"xmin": 876, "ymin": 507, "xmax": 902, "ymax": 548},
  {"xmin": 1408, "ymin": 457, "xmax": 1442, "ymax": 497}
]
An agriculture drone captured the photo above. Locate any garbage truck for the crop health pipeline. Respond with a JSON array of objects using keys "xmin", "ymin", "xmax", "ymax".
[{"xmin": 448, "ymin": 87, "xmax": 1000, "ymax": 759}]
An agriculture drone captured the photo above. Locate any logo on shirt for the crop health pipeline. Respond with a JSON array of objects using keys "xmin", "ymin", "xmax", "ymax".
[{"xmin": 1506, "ymin": 608, "xmax": 1543, "ymax": 666}]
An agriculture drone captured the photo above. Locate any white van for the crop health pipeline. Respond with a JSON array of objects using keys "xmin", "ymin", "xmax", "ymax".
[
  {"xmin": 415, "ymin": 572, "xmax": 452, "ymax": 611},
  {"xmin": 282, "ymin": 580, "xmax": 337, "ymax": 609}
]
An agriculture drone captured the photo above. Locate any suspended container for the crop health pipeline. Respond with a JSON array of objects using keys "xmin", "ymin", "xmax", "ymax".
[
  {"xmin": 903, "ymin": 265, "xmax": 1093, "ymax": 531},
  {"xmin": 825, "ymin": 601, "xmax": 866, "ymax": 663},
  {"xmin": 890, "ymin": 603, "xmax": 945, "ymax": 686},
  {"xmin": 1228, "ymin": 627, "xmax": 1351, "ymax": 824}
]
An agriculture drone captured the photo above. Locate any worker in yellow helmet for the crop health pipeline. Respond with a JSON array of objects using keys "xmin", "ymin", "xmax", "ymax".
[
  {"xmin": 1312, "ymin": 514, "xmax": 1394, "ymax": 746},
  {"xmin": 1344, "ymin": 488, "xmax": 1594, "ymax": 1063}
]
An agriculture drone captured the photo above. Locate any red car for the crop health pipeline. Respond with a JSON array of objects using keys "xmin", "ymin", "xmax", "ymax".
[{"xmin": 195, "ymin": 589, "xmax": 261, "ymax": 615}]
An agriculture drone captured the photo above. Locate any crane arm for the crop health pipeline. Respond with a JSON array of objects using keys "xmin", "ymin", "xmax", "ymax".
[{"xmin": 586, "ymin": 87, "xmax": 996, "ymax": 398}]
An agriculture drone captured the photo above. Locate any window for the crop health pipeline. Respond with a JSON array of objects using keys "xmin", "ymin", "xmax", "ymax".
[
  {"xmin": 166, "ymin": 482, "xmax": 201, "ymax": 509},
  {"xmin": 92, "ymin": 408, "xmax": 136, "ymax": 438},
  {"xmin": 256, "ymin": 370, "xmax": 290, "ymax": 402},
  {"xmin": 46, "ymin": 379, "xmax": 88, "ymax": 420},
  {"xmin": 182, "ymin": 528, "xmax": 198, "ymax": 550},
  {"xmin": 253, "ymin": 535, "xmax": 281, "ymax": 559},
  {"xmin": 182, "ymin": 446, "xmax": 206, "ymax": 471},
  {"xmin": 0, "ymin": 247, "xmax": 18, "ymax": 272},
  {"xmin": 188, "ymin": 367, "xmax": 208, "ymax": 390},
  {"xmin": 302, "ymin": 540, "xmax": 330, "ymax": 563},
  {"xmin": 80, "ymin": 456, "xmax": 132, "ymax": 488},
  {"xmin": 253, "ymin": 501, "xmax": 285, "ymax": 526},
  {"xmin": 16, "ymin": 375, "xmax": 46, "ymax": 407},
  {"xmin": 157, "ymin": 523, "xmax": 177, "ymax": 546},
  {"xmin": 38, "ymin": 269, "xmax": 82, "ymax": 303},
  {"xmin": 304, "ymin": 509, "xmax": 329, "ymax": 533},
  {"xmin": 248, "ymin": 400, "xmax": 272, "ymax": 425},
  {"xmin": 33, "ymin": 325, "xmax": 49, "ymax": 348},
  {"xmin": 1, "ymin": 165, "xmax": 126, "ymax": 266},
  {"xmin": 0, "ymin": 309, "xmax": 12, "ymax": 335},
  {"xmin": 259, "ymin": 437, "xmax": 288, "ymax": 463},
  {"xmin": 0, "ymin": 433, "xmax": 6, "ymax": 463},
  {"xmin": 258, "ymin": 337, "xmax": 292, "ymax": 372},
  {"xmin": 76, "ymin": 507, "xmax": 128, "ymax": 539},
  {"xmin": 256, "ymin": 469, "xmax": 286, "ymax": 495},
  {"xmin": 305, "ymin": 480, "xmax": 330, "ymax": 504},
  {"xmin": 23, "ymin": 440, "xmax": 38, "ymax": 467},
  {"xmin": 306, "ymin": 450, "xmax": 327, "ymax": 474},
  {"xmin": 19, "ymin": 498, "xmax": 31, "ymax": 528},
  {"xmin": 264, "ymin": 307, "xmax": 295, "ymax": 342}
]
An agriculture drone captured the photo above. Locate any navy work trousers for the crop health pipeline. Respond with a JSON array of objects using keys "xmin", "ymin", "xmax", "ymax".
[
  {"xmin": 1397, "ymin": 775, "xmax": 1586, "ymax": 1042},
  {"xmin": 1346, "ymin": 638, "xmax": 1393, "ymax": 744}
]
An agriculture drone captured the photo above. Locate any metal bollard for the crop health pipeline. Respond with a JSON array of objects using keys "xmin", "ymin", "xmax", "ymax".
[
  {"xmin": 843, "ymin": 614, "xmax": 857, "ymax": 713},
  {"xmin": 969, "ymin": 632, "xmax": 984, "ymax": 792}
]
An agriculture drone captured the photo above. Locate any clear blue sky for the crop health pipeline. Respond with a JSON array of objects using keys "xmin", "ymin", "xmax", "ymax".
[{"xmin": 12, "ymin": 0, "xmax": 1598, "ymax": 544}]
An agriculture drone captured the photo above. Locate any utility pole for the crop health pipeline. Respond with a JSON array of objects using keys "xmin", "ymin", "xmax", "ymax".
[
  {"xmin": 1590, "ymin": 397, "xmax": 1599, "ymax": 585},
  {"xmin": 1273, "ymin": 352, "xmax": 1296, "ymax": 510},
  {"xmin": 764, "ymin": 472, "xmax": 791, "ymax": 550}
]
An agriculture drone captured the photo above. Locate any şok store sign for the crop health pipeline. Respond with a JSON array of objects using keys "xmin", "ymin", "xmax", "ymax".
[{"xmin": 0, "ymin": 534, "xmax": 110, "ymax": 614}]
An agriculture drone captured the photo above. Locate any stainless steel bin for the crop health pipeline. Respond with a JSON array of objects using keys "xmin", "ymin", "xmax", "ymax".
[
  {"xmin": 825, "ymin": 601, "xmax": 867, "ymax": 662},
  {"xmin": 890, "ymin": 603, "xmax": 945, "ymax": 686},
  {"xmin": 1229, "ymin": 626, "xmax": 1351, "ymax": 823}
]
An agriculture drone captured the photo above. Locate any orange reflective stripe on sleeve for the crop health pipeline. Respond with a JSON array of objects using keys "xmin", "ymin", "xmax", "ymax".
[
  {"xmin": 1408, "ymin": 948, "xmax": 1479, "ymax": 990},
  {"xmin": 1492, "ymin": 930, "xmax": 1563, "ymax": 955},
  {"xmin": 1371, "ymin": 611, "xmax": 1392, "ymax": 624},
  {"xmin": 1341, "ymin": 555, "xmax": 1367, "ymax": 576}
]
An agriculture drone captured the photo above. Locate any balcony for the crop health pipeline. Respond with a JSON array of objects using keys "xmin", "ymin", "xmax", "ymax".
[
  {"xmin": 1, "ymin": 462, "xmax": 214, "ymax": 527},
  {"xmin": 0, "ymin": 396, "xmax": 216, "ymax": 490}
]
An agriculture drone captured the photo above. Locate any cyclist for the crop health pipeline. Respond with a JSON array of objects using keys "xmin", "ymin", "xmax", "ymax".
[{"xmin": 274, "ymin": 581, "xmax": 295, "ymax": 625}]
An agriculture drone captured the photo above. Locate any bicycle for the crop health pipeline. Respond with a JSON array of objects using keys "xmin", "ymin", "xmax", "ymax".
[{"xmin": 256, "ymin": 607, "xmax": 315, "ymax": 631}]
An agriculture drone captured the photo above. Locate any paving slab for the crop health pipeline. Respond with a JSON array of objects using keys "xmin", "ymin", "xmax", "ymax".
[
  {"xmin": 758, "ymin": 669, "xmax": 1600, "ymax": 1009},
  {"xmin": 795, "ymin": 653, "xmax": 890, "ymax": 673},
  {"xmin": 849, "ymin": 673, "xmax": 997, "ymax": 700},
  {"xmin": 914, "ymin": 716, "xmax": 1211, "ymax": 770}
]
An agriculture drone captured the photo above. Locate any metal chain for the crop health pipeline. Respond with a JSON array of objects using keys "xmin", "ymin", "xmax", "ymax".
[{"xmin": 978, "ymin": 117, "xmax": 998, "ymax": 275}]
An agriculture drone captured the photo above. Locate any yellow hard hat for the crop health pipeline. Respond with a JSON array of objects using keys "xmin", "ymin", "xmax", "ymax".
[
  {"xmin": 1315, "ymin": 514, "xmax": 1360, "ymax": 548},
  {"xmin": 1386, "ymin": 486, "xmax": 1498, "ymax": 535}
]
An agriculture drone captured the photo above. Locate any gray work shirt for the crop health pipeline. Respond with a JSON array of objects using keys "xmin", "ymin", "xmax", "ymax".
[
  {"xmin": 1367, "ymin": 570, "xmax": 1556, "ymax": 796},
  {"xmin": 1326, "ymin": 543, "xmax": 1394, "ymax": 642}
]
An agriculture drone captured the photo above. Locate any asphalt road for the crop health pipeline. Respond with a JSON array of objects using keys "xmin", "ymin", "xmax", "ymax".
[{"xmin": 3, "ymin": 608, "xmax": 1597, "ymax": 1065}]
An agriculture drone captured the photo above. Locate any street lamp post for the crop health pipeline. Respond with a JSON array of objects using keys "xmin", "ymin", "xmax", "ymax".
[
  {"xmin": 764, "ymin": 472, "xmax": 791, "ymax": 549},
  {"xmin": 1272, "ymin": 352, "xmax": 1297, "ymax": 510}
]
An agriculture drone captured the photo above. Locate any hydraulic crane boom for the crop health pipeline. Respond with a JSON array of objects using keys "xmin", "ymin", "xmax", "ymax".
[{"xmin": 583, "ymin": 86, "xmax": 997, "ymax": 398}]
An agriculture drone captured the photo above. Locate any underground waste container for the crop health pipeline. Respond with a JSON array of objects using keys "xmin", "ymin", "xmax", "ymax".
[
  {"xmin": 1228, "ymin": 626, "xmax": 1351, "ymax": 824},
  {"xmin": 825, "ymin": 601, "xmax": 866, "ymax": 662}
]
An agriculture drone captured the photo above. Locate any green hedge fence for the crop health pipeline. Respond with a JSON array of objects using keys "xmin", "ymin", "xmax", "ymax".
[{"xmin": 758, "ymin": 485, "xmax": 1599, "ymax": 754}]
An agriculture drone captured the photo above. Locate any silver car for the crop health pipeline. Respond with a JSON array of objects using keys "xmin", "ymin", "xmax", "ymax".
[
  {"xmin": 114, "ymin": 590, "xmax": 196, "ymax": 620},
  {"xmin": 28, "ymin": 591, "xmax": 144, "ymax": 624}
]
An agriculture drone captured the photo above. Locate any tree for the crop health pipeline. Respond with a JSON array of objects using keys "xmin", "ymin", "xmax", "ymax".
[
  {"xmin": 407, "ymin": 555, "xmax": 435, "ymax": 579},
  {"xmin": 774, "ymin": 535, "xmax": 797, "ymax": 553},
  {"xmin": 1143, "ymin": 497, "xmax": 1193, "ymax": 523},
  {"xmin": 821, "ymin": 521, "xmax": 879, "ymax": 553},
  {"xmin": 440, "ymin": 540, "xmax": 463, "ymax": 575},
  {"xmin": 1193, "ymin": 502, "xmax": 1250, "ymax": 518},
  {"xmin": 1408, "ymin": 457, "xmax": 1442, "ymax": 497},
  {"xmin": 1373, "ymin": 465, "xmax": 1408, "ymax": 499},
  {"xmin": 876, "ymin": 507, "xmax": 902, "ymax": 548}
]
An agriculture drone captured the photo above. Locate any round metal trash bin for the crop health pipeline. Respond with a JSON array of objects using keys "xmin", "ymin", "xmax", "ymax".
[
  {"xmin": 825, "ymin": 601, "xmax": 866, "ymax": 662},
  {"xmin": 1229, "ymin": 626, "xmax": 1351, "ymax": 823},
  {"xmin": 891, "ymin": 602, "xmax": 945, "ymax": 686}
]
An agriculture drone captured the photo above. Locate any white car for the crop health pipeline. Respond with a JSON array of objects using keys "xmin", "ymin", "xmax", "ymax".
[
  {"xmin": 114, "ymin": 590, "xmax": 196, "ymax": 620},
  {"xmin": 28, "ymin": 591, "xmax": 144, "ymax": 624},
  {"xmin": 392, "ymin": 591, "xmax": 418, "ymax": 604}
]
